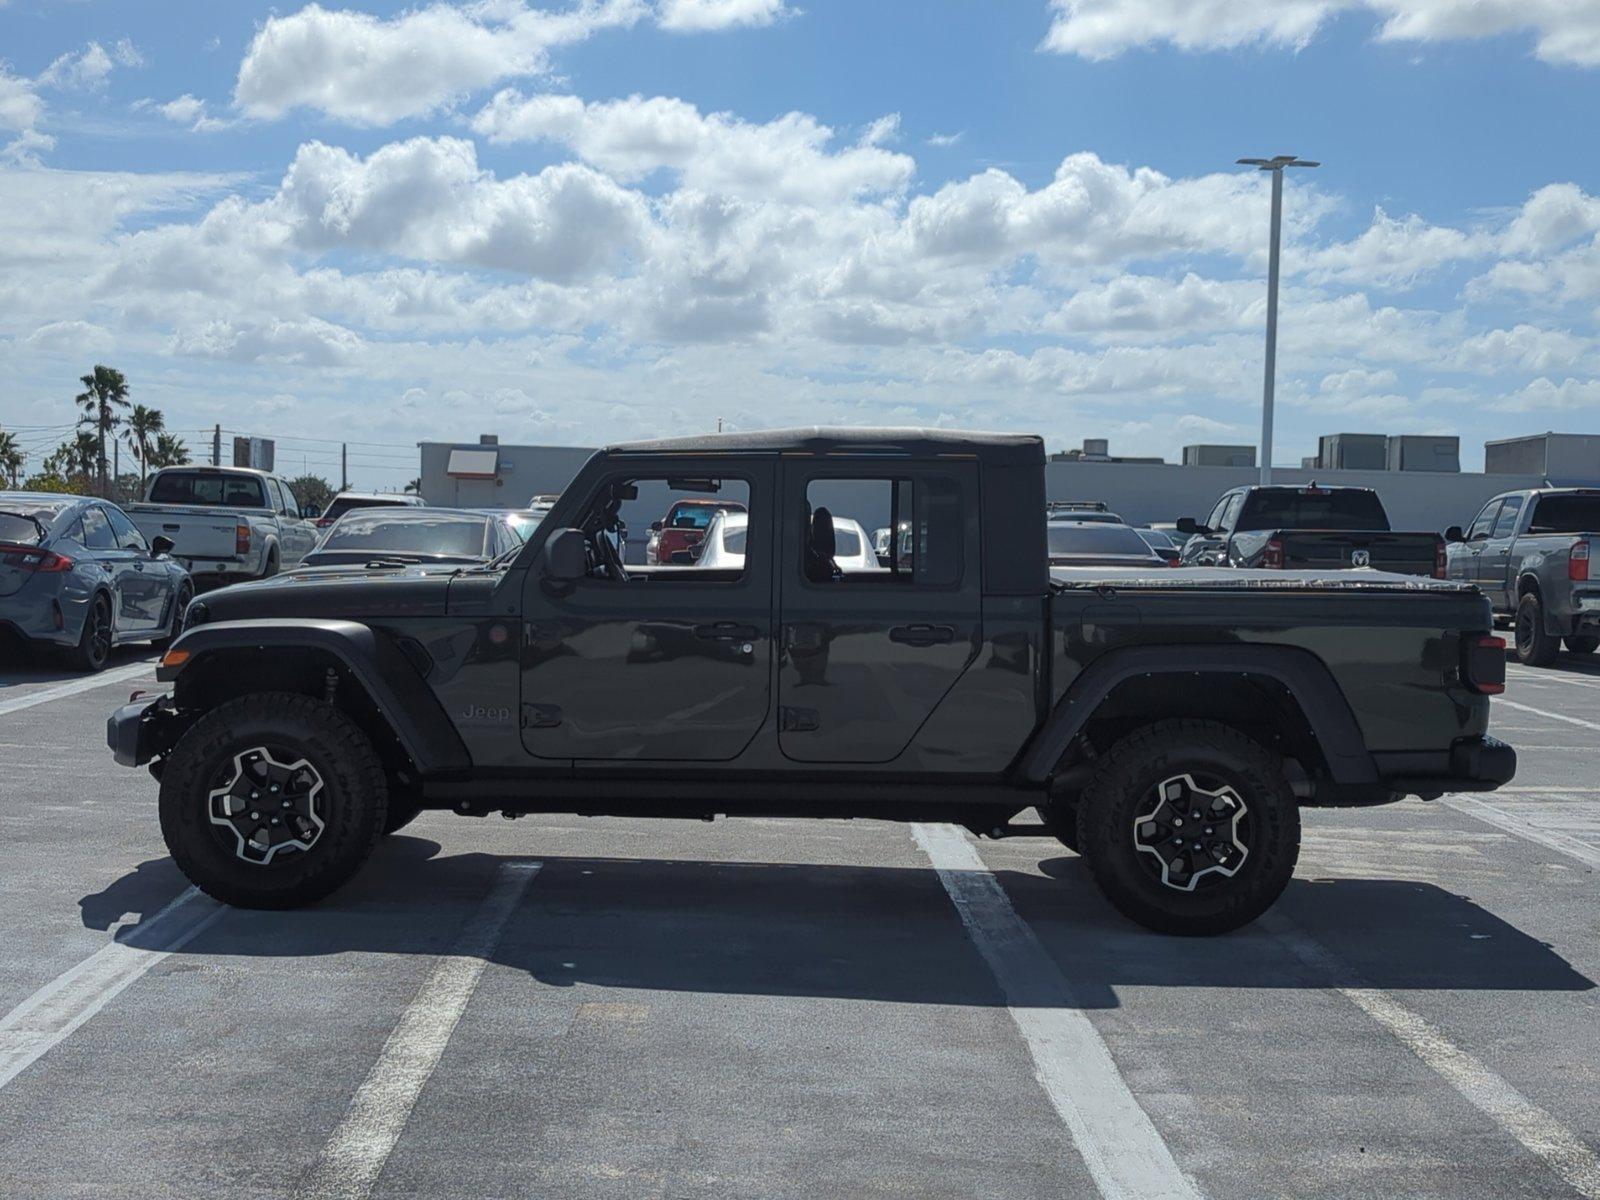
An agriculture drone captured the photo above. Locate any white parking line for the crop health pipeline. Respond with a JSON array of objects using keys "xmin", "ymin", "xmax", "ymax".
[
  {"xmin": 1268, "ymin": 917, "xmax": 1600, "ymax": 1200},
  {"xmin": 912, "ymin": 824, "xmax": 1199, "ymax": 1200},
  {"xmin": 1443, "ymin": 795, "xmax": 1600, "ymax": 871},
  {"xmin": 1495, "ymin": 698, "xmax": 1600, "ymax": 734},
  {"xmin": 0, "ymin": 887, "xmax": 223, "ymax": 1091},
  {"xmin": 295, "ymin": 861, "xmax": 541, "ymax": 1200},
  {"xmin": 0, "ymin": 660, "xmax": 157, "ymax": 718}
]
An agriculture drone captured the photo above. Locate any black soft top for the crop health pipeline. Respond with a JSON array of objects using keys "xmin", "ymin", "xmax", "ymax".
[{"xmin": 604, "ymin": 427, "xmax": 1044, "ymax": 466}]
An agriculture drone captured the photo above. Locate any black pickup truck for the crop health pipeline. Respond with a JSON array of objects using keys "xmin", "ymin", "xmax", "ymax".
[
  {"xmin": 1177, "ymin": 483, "xmax": 1446, "ymax": 577},
  {"xmin": 109, "ymin": 429, "xmax": 1513, "ymax": 935}
]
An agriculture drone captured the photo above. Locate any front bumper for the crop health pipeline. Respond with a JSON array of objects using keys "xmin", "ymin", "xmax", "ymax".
[
  {"xmin": 1383, "ymin": 735, "xmax": 1517, "ymax": 799},
  {"xmin": 106, "ymin": 694, "xmax": 179, "ymax": 768}
]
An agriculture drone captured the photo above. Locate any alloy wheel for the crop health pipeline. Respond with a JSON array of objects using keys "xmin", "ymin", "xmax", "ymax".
[
  {"xmin": 1131, "ymin": 772, "xmax": 1250, "ymax": 892},
  {"xmin": 207, "ymin": 745, "xmax": 327, "ymax": 865}
]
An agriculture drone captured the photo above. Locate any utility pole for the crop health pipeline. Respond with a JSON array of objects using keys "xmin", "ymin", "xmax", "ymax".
[
  {"xmin": 1237, "ymin": 154, "xmax": 1318, "ymax": 485},
  {"xmin": 341, "ymin": 443, "xmax": 348, "ymax": 491},
  {"xmin": 112, "ymin": 440, "xmax": 119, "ymax": 502},
  {"xmin": 212, "ymin": 423, "xmax": 221, "ymax": 466}
]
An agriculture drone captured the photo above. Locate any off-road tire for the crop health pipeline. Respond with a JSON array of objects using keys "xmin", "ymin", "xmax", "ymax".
[
  {"xmin": 1515, "ymin": 592, "xmax": 1559, "ymax": 667},
  {"xmin": 152, "ymin": 582, "xmax": 193, "ymax": 652},
  {"xmin": 1565, "ymin": 635, "xmax": 1599, "ymax": 655},
  {"xmin": 64, "ymin": 593, "xmax": 112, "ymax": 673},
  {"xmin": 1076, "ymin": 719, "xmax": 1300, "ymax": 936},
  {"xmin": 158, "ymin": 692, "xmax": 388, "ymax": 908}
]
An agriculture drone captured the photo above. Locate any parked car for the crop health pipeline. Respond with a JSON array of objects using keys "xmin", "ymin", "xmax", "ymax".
[
  {"xmin": 1049, "ymin": 520, "xmax": 1172, "ymax": 568},
  {"xmin": 502, "ymin": 508, "xmax": 552, "ymax": 544},
  {"xmin": 1134, "ymin": 526, "xmax": 1182, "ymax": 565},
  {"xmin": 1177, "ymin": 484, "xmax": 1445, "ymax": 577},
  {"xmin": 313, "ymin": 491, "xmax": 425, "ymax": 532},
  {"xmin": 646, "ymin": 497, "xmax": 747, "ymax": 564},
  {"xmin": 1445, "ymin": 487, "xmax": 1600, "ymax": 665},
  {"xmin": 1, "ymin": 493, "xmax": 192, "ymax": 671},
  {"xmin": 124, "ymin": 466, "xmax": 319, "ymax": 587},
  {"xmin": 871, "ymin": 522, "xmax": 911, "ymax": 566},
  {"xmin": 694, "ymin": 509, "xmax": 748, "ymax": 570},
  {"xmin": 297, "ymin": 507, "xmax": 521, "ymax": 569},
  {"xmin": 113, "ymin": 427, "xmax": 1513, "ymax": 937},
  {"xmin": 1046, "ymin": 500, "xmax": 1124, "ymax": 523}
]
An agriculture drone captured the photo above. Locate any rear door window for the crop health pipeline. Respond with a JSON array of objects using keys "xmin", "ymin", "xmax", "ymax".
[
  {"xmin": 79, "ymin": 506, "xmax": 116, "ymax": 550},
  {"xmin": 1491, "ymin": 497, "xmax": 1523, "ymax": 539},
  {"xmin": 1236, "ymin": 489, "xmax": 1389, "ymax": 532},
  {"xmin": 801, "ymin": 475, "xmax": 963, "ymax": 586}
]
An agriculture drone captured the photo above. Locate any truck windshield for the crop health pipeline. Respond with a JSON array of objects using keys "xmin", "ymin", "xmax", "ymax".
[
  {"xmin": 1235, "ymin": 489, "xmax": 1389, "ymax": 532},
  {"xmin": 148, "ymin": 471, "xmax": 267, "ymax": 508},
  {"xmin": 1048, "ymin": 524, "xmax": 1152, "ymax": 555},
  {"xmin": 1529, "ymin": 493, "xmax": 1600, "ymax": 533}
]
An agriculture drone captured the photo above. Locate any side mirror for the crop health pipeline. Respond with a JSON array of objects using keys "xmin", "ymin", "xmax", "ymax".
[
  {"xmin": 1444, "ymin": 525, "xmax": 1465, "ymax": 543},
  {"xmin": 151, "ymin": 535, "xmax": 174, "ymax": 557},
  {"xmin": 1469, "ymin": 528, "xmax": 1490, "ymax": 543},
  {"xmin": 542, "ymin": 528, "xmax": 587, "ymax": 581},
  {"xmin": 301, "ymin": 504, "xmax": 321, "ymax": 519},
  {"xmin": 1175, "ymin": 517, "xmax": 1206, "ymax": 536},
  {"xmin": 650, "ymin": 520, "xmax": 663, "ymax": 533}
]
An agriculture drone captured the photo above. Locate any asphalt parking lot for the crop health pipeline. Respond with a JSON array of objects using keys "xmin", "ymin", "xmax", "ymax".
[{"xmin": 1, "ymin": 649, "xmax": 1597, "ymax": 1200}]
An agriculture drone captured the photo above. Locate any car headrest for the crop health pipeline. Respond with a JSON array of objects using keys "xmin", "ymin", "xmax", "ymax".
[{"xmin": 811, "ymin": 506, "xmax": 836, "ymax": 560}]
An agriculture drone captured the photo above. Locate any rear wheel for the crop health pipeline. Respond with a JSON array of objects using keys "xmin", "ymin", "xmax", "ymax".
[
  {"xmin": 1565, "ymin": 635, "xmax": 1599, "ymax": 655},
  {"xmin": 64, "ymin": 593, "xmax": 112, "ymax": 673},
  {"xmin": 158, "ymin": 692, "xmax": 387, "ymax": 908},
  {"xmin": 1076, "ymin": 719, "xmax": 1300, "ymax": 936},
  {"xmin": 1515, "ymin": 592, "xmax": 1560, "ymax": 667}
]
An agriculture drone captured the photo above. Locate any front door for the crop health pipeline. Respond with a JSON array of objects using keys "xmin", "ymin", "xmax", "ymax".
[
  {"xmin": 777, "ymin": 462, "xmax": 982, "ymax": 763},
  {"xmin": 520, "ymin": 460, "xmax": 774, "ymax": 761},
  {"xmin": 1448, "ymin": 499, "xmax": 1501, "ymax": 592}
]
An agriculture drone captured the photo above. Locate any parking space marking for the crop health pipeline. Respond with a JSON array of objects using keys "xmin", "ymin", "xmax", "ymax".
[
  {"xmin": 295, "ymin": 861, "xmax": 541, "ymax": 1200},
  {"xmin": 1495, "ymin": 698, "xmax": 1600, "ymax": 734},
  {"xmin": 1443, "ymin": 795, "xmax": 1600, "ymax": 871},
  {"xmin": 912, "ymin": 824, "xmax": 1199, "ymax": 1200},
  {"xmin": 1269, "ymin": 917, "xmax": 1600, "ymax": 1200},
  {"xmin": 0, "ymin": 661, "xmax": 157, "ymax": 717},
  {"xmin": 0, "ymin": 887, "xmax": 222, "ymax": 1091}
]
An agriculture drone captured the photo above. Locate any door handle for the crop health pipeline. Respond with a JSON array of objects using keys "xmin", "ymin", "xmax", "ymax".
[
  {"xmin": 694, "ymin": 622, "xmax": 760, "ymax": 641},
  {"xmin": 889, "ymin": 623, "xmax": 956, "ymax": 646}
]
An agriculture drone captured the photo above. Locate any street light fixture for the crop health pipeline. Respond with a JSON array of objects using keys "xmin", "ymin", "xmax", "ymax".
[{"xmin": 1238, "ymin": 155, "xmax": 1318, "ymax": 485}]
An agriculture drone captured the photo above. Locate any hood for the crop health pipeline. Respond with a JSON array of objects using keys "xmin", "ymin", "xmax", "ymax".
[{"xmin": 196, "ymin": 561, "xmax": 498, "ymax": 622}]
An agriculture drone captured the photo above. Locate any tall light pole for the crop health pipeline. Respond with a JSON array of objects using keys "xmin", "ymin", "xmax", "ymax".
[{"xmin": 1238, "ymin": 155, "xmax": 1317, "ymax": 485}]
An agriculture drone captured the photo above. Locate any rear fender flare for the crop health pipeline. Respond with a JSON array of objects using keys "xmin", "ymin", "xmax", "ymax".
[
  {"xmin": 1015, "ymin": 644, "xmax": 1378, "ymax": 786},
  {"xmin": 162, "ymin": 619, "xmax": 470, "ymax": 772}
]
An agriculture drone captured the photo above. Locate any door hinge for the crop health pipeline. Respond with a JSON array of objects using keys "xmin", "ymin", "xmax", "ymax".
[
  {"xmin": 780, "ymin": 706, "xmax": 819, "ymax": 732},
  {"xmin": 521, "ymin": 703, "xmax": 562, "ymax": 729}
]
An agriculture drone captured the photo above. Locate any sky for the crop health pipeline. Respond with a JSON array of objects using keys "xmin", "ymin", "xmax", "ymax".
[{"xmin": 4, "ymin": 0, "xmax": 1600, "ymax": 489}]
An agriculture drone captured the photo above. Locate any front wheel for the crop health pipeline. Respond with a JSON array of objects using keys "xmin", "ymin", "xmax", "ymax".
[
  {"xmin": 1565, "ymin": 635, "xmax": 1599, "ymax": 655},
  {"xmin": 158, "ymin": 692, "xmax": 388, "ymax": 908},
  {"xmin": 1076, "ymin": 720, "xmax": 1300, "ymax": 936}
]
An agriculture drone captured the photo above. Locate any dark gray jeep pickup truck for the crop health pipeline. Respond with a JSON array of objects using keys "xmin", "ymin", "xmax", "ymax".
[{"xmin": 109, "ymin": 429, "xmax": 1514, "ymax": 935}]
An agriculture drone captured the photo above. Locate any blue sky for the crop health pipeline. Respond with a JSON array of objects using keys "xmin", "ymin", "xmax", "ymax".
[{"xmin": 4, "ymin": 0, "xmax": 1600, "ymax": 487}]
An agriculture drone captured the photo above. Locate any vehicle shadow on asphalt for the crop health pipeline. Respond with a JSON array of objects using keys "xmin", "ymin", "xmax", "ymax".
[
  {"xmin": 82, "ymin": 836, "xmax": 1595, "ymax": 1010},
  {"xmin": 0, "ymin": 642, "xmax": 154, "ymax": 687}
]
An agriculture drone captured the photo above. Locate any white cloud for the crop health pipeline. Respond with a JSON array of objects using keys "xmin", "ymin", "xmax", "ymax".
[
  {"xmin": 657, "ymin": 0, "xmax": 791, "ymax": 32},
  {"xmin": 1040, "ymin": 0, "xmax": 1600, "ymax": 66},
  {"xmin": 472, "ymin": 91, "xmax": 913, "ymax": 203},
  {"xmin": 38, "ymin": 43, "xmax": 115, "ymax": 90},
  {"xmin": 139, "ymin": 94, "xmax": 233, "ymax": 132},
  {"xmin": 1301, "ymin": 207, "xmax": 1494, "ymax": 287},
  {"xmin": 0, "ymin": 65, "xmax": 47, "ymax": 161},
  {"xmin": 1495, "ymin": 377, "xmax": 1600, "ymax": 412},
  {"xmin": 925, "ymin": 131, "xmax": 963, "ymax": 148},
  {"xmin": 171, "ymin": 317, "xmax": 366, "ymax": 366},
  {"xmin": 234, "ymin": 0, "xmax": 648, "ymax": 125}
]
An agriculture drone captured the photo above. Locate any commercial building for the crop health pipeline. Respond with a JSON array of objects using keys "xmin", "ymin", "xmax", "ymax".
[{"xmin": 1485, "ymin": 433, "xmax": 1600, "ymax": 484}]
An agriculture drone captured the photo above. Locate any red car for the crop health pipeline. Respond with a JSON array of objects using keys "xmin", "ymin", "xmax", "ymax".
[{"xmin": 647, "ymin": 499, "xmax": 747, "ymax": 564}]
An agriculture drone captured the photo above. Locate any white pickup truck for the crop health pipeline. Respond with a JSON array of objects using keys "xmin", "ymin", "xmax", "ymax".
[{"xmin": 124, "ymin": 466, "xmax": 319, "ymax": 587}]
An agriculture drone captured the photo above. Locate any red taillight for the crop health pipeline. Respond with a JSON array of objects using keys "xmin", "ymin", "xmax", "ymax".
[
  {"xmin": 315, "ymin": 517, "xmax": 336, "ymax": 530},
  {"xmin": 235, "ymin": 524, "xmax": 251, "ymax": 555},
  {"xmin": 1434, "ymin": 538, "xmax": 1448, "ymax": 579},
  {"xmin": 1465, "ymin": 635, "xmax": 1506, "ymax": 695},
  {"xmin": 0, "ymin": 542, "xmax": 73, "ymax": 572},
  {"xmin": 1262, "ymin": 537, "xmax": 1285, "ymax": 568},
  {"xmin": 1572, "ymin": 540, "xmax": 1590, "ymax": 582}
]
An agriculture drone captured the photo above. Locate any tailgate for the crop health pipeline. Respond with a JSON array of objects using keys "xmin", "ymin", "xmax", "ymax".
[
  {"xmin": 1279, "ymin": 530, "xmax": 1441, "ymax": 576},
  {"xmin": 128, "ymin": 507, "xmax": 241, "ymax": 559}
]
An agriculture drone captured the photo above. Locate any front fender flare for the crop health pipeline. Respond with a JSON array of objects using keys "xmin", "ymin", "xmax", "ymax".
[
  {"xmin": 160, "ymin": 618, "xmax": 470, "ymax": 773},
  {"xmin": 1014, "ymin": 644, "xmax": 1378, "ymax": 786}
]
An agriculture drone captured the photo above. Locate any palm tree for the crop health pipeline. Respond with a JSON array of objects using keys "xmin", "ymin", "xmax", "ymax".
[
  {"xmin": 149, "ymin": 432, "xmax": 191, "ymax": 468},
  {"xmin": 124, "ymin": 404, "xmax": 165, "ymax": 492},
  {"xmin": 74, "ymin": 365, "xmax": 131, "ymax": 498},
  {"xmin": 0, "ymin": 429, "xmax": 23, "ymax": 488},
  {"xmin": 405, "ymin": 477, "xmax": 421, "ymax": 494}
]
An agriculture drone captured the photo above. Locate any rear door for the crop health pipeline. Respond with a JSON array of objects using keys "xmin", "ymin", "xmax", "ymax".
[
  {"xmin": 273, "ymin": 478, "xmax": 317, "ymax": 566},
  {"xmin": 776, "ymin": 461, "xmax": 981, "ymax": 763},
  {"xmin": 1478, "ymin": 494, "xmax": 1524, "ymax": 608}
]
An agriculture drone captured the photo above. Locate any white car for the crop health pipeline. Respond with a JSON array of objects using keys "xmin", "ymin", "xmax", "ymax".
[{"xmin": 696, "ymin": 511, "xmax": 877, "ymax": 572}]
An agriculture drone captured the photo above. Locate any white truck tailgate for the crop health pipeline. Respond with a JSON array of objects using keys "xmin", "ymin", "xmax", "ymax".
[{"xmin": 127, "ymin": 506, "xmax": 241, "ymax": 559}]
